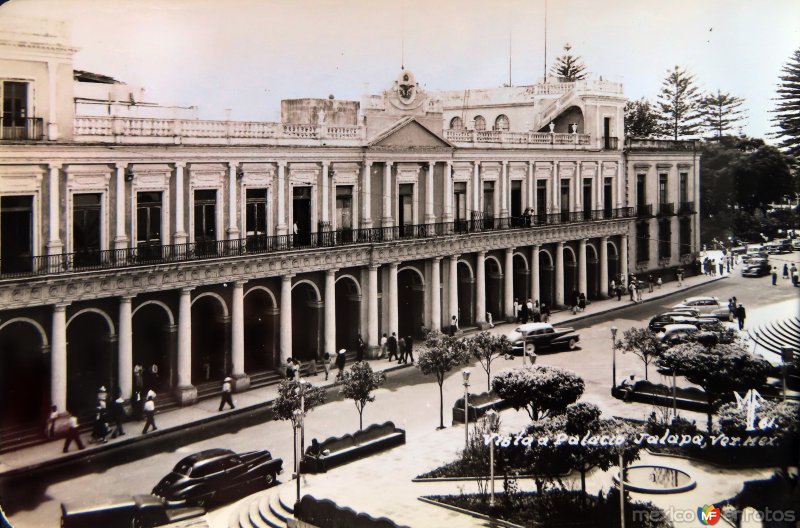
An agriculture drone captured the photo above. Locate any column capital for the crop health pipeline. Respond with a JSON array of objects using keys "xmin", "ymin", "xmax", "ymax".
[
  {"xmin": 321, "ymin": 161, "xmax": 330, "ymax": 169},
  {"xmin": 120, "ymin": 295, "xmax": 135, "ymax": 303},
  {"xmin": 506, "ymin": 247, "xmax": 515, "ymax": 254},
  {"xmin": 282, "ymin": 274, "xmax": 295, "ymax": 282},
  {"xmin": 384, "ymin": 160, "xmax": 393, "ymax": 168},
  {"xmin": 277, "ymin": 160, "xmax": 287, "ymax": 169},
  {"xmin": 580, "ymin": 238, "xmax": 588, "ymax": 245},
  {"xmin": 181, "ymin": 287, "xmax": 194, "ymax": 295},
  {"xmin": 54, "ymin": 303, "xmax": 69, "ymax": 311},
  {"xmin": 326, "ymin": 269, "xmax": 338, "ymax": 276},
  {"xmin": 557, "ymin": 241, "xmax": 565, "ymax": 247},
  {"xmin": 477, "ymin": 250, "xmax": 487, "ymax": 257},
  {"xmin": 228, "ymin": 160, "xmax": 239, "ymax": 169},
  {"xmin": 449, "ymin": 254, "xmax": 460, "ymax": 261},
  {"xmin": 48, "ymin": 162, "xmax": 62, "ymax": 170},
  {"xmin": 474, "ymin": 160, "xmax": 481, "ymax": 167},
  {"xmin": 602, "ymin": 235, "xmax": 609, "ymax": 241},
  {"xmin": 114, "ymin": 162, "xmax": 128, "ymax": 171},
  {"xmin": 363, "ymin": 160, "xmax": 373, "ymax": 168},
  {"xmin": 534, "ymin": 243, "xmax": 541, "ymax": 250},
  {"xmin": 389, "ymin": 262, "xmax": 399, "ymax": 270},
  {"xmin": 174, "ymin": 161, "xmax": 186, "ymax": 169},
  {"xmin": 432, "ymin": 256, "xmax": 442, "ymax": 263},
  {"xmin": 368, "ymin": 264, "xmax": 380, "ymax": 271},
  {"xmin": 234, "ymin": 280, "xmax": 247, "ymax": 288}
]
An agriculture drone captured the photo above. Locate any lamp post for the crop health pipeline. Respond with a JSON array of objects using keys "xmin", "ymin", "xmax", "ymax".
[
  {"xmin": 611, "ymin": 326, "xmax": 618, "ymax": 389},
  {"xmin": 293, "ymin": 378, "xmax": 308, "ymax": 504},
  {"xmin": 292, "ymin": 408, "xmax": 303, "ymax": 503},
  {"xmin": 462, "ymin": 369, "xmax": 471, "ymax": 451},
  {"xmin": 485, "ymin": 409, "xmax": 499, "ymax": 508}
]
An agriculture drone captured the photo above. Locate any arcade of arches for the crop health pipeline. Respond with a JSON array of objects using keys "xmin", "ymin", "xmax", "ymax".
[{"xmin": 0, "ymin": 235, "xmax": 627, "ymax": 427}]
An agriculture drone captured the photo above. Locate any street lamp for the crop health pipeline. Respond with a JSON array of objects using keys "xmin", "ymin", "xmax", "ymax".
[
  {"xmin": 462, "ymin": 369, "xmax": 471, "ymax": 452},
  {"xmin": 611, "ymin": 326, "xmax": 618, "ymax": 389},
  {"xmin": 485, "ymin": 409, "xmax": 499, "ymax": 508},
  {"xmin": 292, "ymin": 407, "xmax": 303, "ymax": 503}
]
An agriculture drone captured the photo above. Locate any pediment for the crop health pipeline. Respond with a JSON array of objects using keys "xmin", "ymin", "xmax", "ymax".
[{"xmin": 368, "ymin": 118, "xmax": 454, "ymax": 149}]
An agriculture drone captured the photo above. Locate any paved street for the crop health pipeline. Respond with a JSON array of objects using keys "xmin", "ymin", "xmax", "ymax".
[{"xmin": 3, "ymin": 253, "xmax": 798, "ymax": 528}]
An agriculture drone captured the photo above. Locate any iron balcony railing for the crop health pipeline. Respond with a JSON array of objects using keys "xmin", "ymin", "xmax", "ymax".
[
  {"xmin": 0, "ymin": 207, "xmax": 636, "ymax": 279},
  {"xmin": 658, "ymin": 202, "xmax": 675, "ymax": 216},
  {"xmin": 604, "ymin": 136, "xmax": 619, "ymax": 150},
  {"xmin": 1, "ymin": 117, "xmax": 44, "ymax": 141},
  {"xmin": 635, "ymin": 204, "xmax": 653, "ymax": 218},
  {"xmin": 678, "ymin": 201, "xmax": 696, "ymax": 215}
]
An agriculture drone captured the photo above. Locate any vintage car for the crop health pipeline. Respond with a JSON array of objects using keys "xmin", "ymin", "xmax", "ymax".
[
  {"xmin": 152, "ymin": 448, "xmax": 283, "ymax": 508},
  {"xmin": 672, "ymin": 296, "xmax": 733, "ymax": 322},
  {"xmin": 61, "ymin": 494, "xmax": 204, "ymax": 528},
  {"xmin": 742, "ymin": 259, "xmax": 771, "ymax": 277},
  {"xmin": 658, "ymin": 324, "xmax": 699, "ymax": 346},
  {"xmin": 648, "ymin": 312, "xmax": 718, "ymax": 332},
  {"xmin": 506, "ymin": 322, "xmax": 580, "ymax": 355}
]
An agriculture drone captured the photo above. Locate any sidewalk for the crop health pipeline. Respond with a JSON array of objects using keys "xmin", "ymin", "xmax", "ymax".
[{"xmin": 0, "ymin": 270, "xmax": 726, "ymax": 478}]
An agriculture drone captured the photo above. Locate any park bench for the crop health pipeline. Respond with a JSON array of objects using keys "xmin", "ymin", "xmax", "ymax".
[
  {"xmin": 300, "ymin": 421, "xmax": 405, "ymax": 474},
  {"xmin": 452, "ymin": 391, "xmax": 511, "ymax": 424},
  {"xmin": 611, "ymin": 380, "xmax": 710, "ymax": 413}
]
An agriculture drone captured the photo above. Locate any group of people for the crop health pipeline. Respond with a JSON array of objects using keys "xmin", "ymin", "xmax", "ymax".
[
  {"xmin": 569, "ymin": 291, "xmax": 587, "ymax": 314},
  {"xmin": 726, "ymin": 297, "xmax": 748, "ymax": 330},
  {"xmin": 512, "ymin": 298, "xmax": 551, "ymax": 324},
  {"xmin": 773, "ymin": 262, "xmax": 799, "ymax": 287},
  {"xmin": 380, "ymin": 332, "xmax": 415, "ymax": 365}
]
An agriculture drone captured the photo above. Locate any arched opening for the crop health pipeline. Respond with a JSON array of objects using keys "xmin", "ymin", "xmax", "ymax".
[
  {"xmin": 132, "ymin": 303, "xmax": 174, "ymax": 395},
  {"xmin": 474, "ymin": 115, "xmax": 486, "ymax": 131},
  {"xmin": 512, "ymin": 254, "xmax": 529, "ymax": 306},
  {"xmin": 449, "ymin": 116, "xmax": 464, "ymax": 130},
  {"xmin": 398, "ymin": 268, "xmax": 425, "ymax": 340},
  {"xmin": 539, "ymin": 105, "xmax": 585, "ymax": 133},
  {"xmin": 244, "ymin": 289, "xmax": 277, "ymax": 372},
  {"xmin": 539, "ymin": 250, "xmax": 554, "ymax": 308},
  {"xmin": 564, "ymin": 246, "xmax": 578, "ymax": 306},
  {"xmin": 494, "ymin": 114, "xmax": 510, "ymax": 131},
  {"xmin": 587, "ymin": 244, "xmax": 600, "ymax": 299},
  {"xmin": 191, "ymin": 296, "xmax": 229, "ymax": 384},
  {"xmin": 67, "ymin": 311, "xmax": 115, "ymax": 418},
  {"xmin": 485, "ymin": 257, "xmax": 503, "ymax": 323},
  {"xmin": 0, "ymin": 320, "xmax": 49, "ymax": 428},
  {"xmin": 335, "ymin": 277, "xmax": 361, "ymax": 351},
  {"xmin": 608, "ymin": 241, "xmax": 620, "ymax": 289},
  {"xmin": 457, "ymin": 261, "xmax": 474, "ymax": 326},
  {"xmin": 292, "ymin": 282, "xmax": 321, "ymax": 362}
]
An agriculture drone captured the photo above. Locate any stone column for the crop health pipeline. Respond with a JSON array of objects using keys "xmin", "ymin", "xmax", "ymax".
[
  {"xmin": 500, "ymin": 161, "xmax": 509, "ymax": 219},
  {"xmin": 531, "ymin": 245, "xmax": 540, "ymax": 302},
  {"xmin": 118, "ymin": 296, "xmax": 133, "ymax": 400},
  {"xmin": 277, "ymin": 161, "xmax": 287, "ymax": 236},
  {"xmin": 448, "ymin": 255, "xmax": 459, "ymax": 324},
  {"xmin": 443, "ymin": 161, "xmax": 453, "ymax": 223},
  {"xmin": 388, "ymin": 263, "xmax": 398, "ymax": 335},
  {"xmin": 578, "ymin": 239, "xmax": 587, "ymax": 295},
  {"xmin": 600, "ymin": 236, "xmax": 609, "ymax": 296},
  {"xmin": 620, "ymin": 235, "xmax": 629, "ymax": 284},
  {"xmin": 367, "ymin": 265, "xmax": 379, "ymax": 351},
  {"xmin": 280, "ymin": 275, "xmax": 293, "ymax": 365},
  {"xmin": 555, "ymin": 242, "xmax": 565, "ymax": 306},
  {"xmin": 382, "ymin": 161, "xmax": 393, "ymax": 227},
  {"xmin": 473, "ymin": 161, "xmax": 480, "ymax": 218},
  {"xmin": 527, "ymin": 161, "xmax": 535, "ymax": 210},
  {"xmin": 362, "ymin": 161, "xmax": 373, "ymax": 229},
  {"xmin": 430, "ymin": 257, "xmax": 441, "ymax": 331},
  {"xmin": 176, "ymin": 287, "xmax": 197, "ymax": 405},
  {"xmin": 321, "ymin": 161, "xmax": 329, "ymax": 228},
  {"xmin": 114, "ymin": 163, "xmax": 128, "ymax": 250},
  {"xmin": 425, "ymin": 162, "xmax": 435, "ymax": 224},
  {"xmin": 51, "ymin": 304, "xmax": 68, "ymax": 413},
  {"xmin": 231, "ymin": 280, "xmax": 249, "ymax": 391},
  {"xmin": 227, "ymin": 161, "xmax": 240, "ymax": 239},
  {"xmin": 616, "ymin": 163, "xmax": 624, "ymax": 208},
  {"xmin": 504, "ymin": 248, "xmax": 514, "ymax": 320},
  {"xmin": 575, "ymin": 161, "xmax": 583, "ymax": 212},
  {"xmin": 47, "ymin": 60, "xmax": 59, "ymax": 140},
  {"xmin": 476, "ymin": 251, "xmax": 487, "ymax": 327},
  {"xmin": 47, "ymin": 163, "xmax": 63, "ymax": 255},
  {"xmin": 324, "ymin": 269, "xmax": 336, "ymax": 359},
  {"xmin": 173, "ymin": 162, "xmax": 187, "ymax": 245}
]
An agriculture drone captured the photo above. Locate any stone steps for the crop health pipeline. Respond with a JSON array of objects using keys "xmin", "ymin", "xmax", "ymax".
[{"xmin": 228, "ymin": 485, "xmax": 295, "ymax": 528}]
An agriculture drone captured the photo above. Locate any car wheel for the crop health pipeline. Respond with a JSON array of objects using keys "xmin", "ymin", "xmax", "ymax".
[
  {"xmin": 525, "ymin": 343, "xmax": 536, "ymax": 355},
  {"xmin": 567, "ymin": 338, "xmax": 577, "ymax": 350},
  {"xmin": 265, "ymin": 472, "xmax": 276, "ymax": 487},
  {"xmin": 196, "ymin": 493, "xmax": 214, "ymax": 509}
]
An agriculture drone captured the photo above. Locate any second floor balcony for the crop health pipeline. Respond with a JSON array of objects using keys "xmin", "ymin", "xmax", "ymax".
[
  {"xmin": 678, "ymin": 201, "xmax": 696, "ymax": 215},
  {"xmin": 443, "ymin": 129, "xmax": 591, "ymax": 149},
  {"xmin": 0, "ymin": 207, "xmax": 635, "ymax": 280},
  {"xmin": 658, "ymin": 202, "xmax": 675, "ymax": 216},
  {"xmin": 1, "ymin": 117, "xmax": 44, "ymax": 141}
]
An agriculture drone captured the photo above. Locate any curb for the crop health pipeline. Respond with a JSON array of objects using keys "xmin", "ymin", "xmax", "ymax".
[{"xmin": 417, "ymin": 496, "xmax": 527, "ymax": 528}]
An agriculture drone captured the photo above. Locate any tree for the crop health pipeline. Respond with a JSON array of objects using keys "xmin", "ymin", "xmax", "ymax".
[
  {"xmin": 657, "ymin": 342, "xmax": 771, "ymax": 432},
  {"xmin": 771, "ymin": 48, "xmax": 800, "ymax": 157},
  {"xmin": 624, "ymin": 98, "xmax": 660, "ymax": 138},
  {"xmin": 339, "ymin": 361, "xmax": 386, "ymax": 430},
  {"xmin": 467, "ymin": 331, "xmax": 512, "ymax": 391},
  {"xmin": 491, "ymin": 366, "xmax": 584, "ymax": 421},
  {"xmin": 416, "ymin": 331, "xmax": 470, "ymax": 429},
  {"xmin": 700, "ymin": 90, "xmax": 747, "ymax": 138},
  {"xmin": 656, "ymin": 66, "xmax": 703, "ymax": 140},
  {"xmin": 614, "ymin": 328, "xmax": 663, "ymax": 380},
  {"xmin": 731, "ymin": 145, "xmax": 795, "ymax": 213},
  {"xmin": 550, "ymin": 43, "xmax": 587, "ymax": 82},
  {"xmin": 272, "ymin": 378, "xmax": 327, "ymax": 424}
]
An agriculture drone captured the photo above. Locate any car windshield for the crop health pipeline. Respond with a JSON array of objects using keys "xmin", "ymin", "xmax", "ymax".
[{"xmin": 174, "ymin": 461, "xmax": 194, "ymax": 475}]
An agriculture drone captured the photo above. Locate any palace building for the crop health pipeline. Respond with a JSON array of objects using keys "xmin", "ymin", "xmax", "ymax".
[{"xmin": 0, "ymin": 17, "xmax": 699, "ymax": 442}]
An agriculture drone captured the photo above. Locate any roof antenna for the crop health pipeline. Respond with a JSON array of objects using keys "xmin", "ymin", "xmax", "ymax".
[
  {"xmin": 543, "ymin": 0, "xmax": 548, "ymax": 81},
  {"xmin": 401, "ymin": 0, "xmax": 406, "ymax": 69},
  {"xmin": 508, "ymin": 31, "xmax": 512, "ymax": 86}
]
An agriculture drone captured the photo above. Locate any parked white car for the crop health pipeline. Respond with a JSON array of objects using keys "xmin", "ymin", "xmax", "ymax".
[{"xmin": 672, "ymin": 296, "xmax": 733, "ymax": 322}]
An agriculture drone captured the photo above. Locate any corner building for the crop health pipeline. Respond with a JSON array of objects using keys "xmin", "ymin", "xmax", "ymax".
[{"xmin": 0, "ymin": 18, "xmax": 700, "ymax": 440}]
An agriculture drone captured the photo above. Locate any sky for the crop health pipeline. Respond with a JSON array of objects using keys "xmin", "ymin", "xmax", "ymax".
[{"xmin": 2, "ymin": 0, "xmax": 799, "ymax": 140}]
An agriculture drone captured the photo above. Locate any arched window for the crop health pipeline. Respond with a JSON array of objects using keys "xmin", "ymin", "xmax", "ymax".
[
  {"xmin": 474, "ymin": 115, "xmax": 486, "ymax": 131},
  {"xmin": 449, "ymin": 116, "xmax": 464, "ymax": 130},
  {"xmin": 494, "ymin": 114, "xmax": 510, "ymax": 131}
]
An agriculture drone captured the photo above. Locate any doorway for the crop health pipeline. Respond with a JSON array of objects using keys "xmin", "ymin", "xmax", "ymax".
[
  {"xmin": 293, "ymin": 186, "xmax": 312, "ymax": 247},
  {"xmin": 0, "ymin": 195, "xmax": 33, "ymax": 274}
]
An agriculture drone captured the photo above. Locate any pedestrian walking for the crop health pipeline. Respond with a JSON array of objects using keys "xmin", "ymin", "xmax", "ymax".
[
  {"xmin": 486, "ymin": 311, "xmax": 494, "ymax": 328},
  {"xmin": 541, "ymin": 302, "xmax": 550, "ymax": 323},
  {"xmin": 532, "ymin": 300, "xmax": 540, "ymax": 322},
  {"xmin": 142, "ymin": 395, "xmax": 157, "ymax": 434},
  {"xmin": 322, "ymin": 351, "xmax": 331, "ymax": 380},
  {"xmin": 513, "ymin": 298, "xmax": 521, "ymax": 323},
  {"xmin": 356, "ymin": 334, "xmax": 366, "ymax": 362},
  {"xmin": 405, "ymin": 335, "xmax": 414, "ymax": 363},
  {"xmin": 92, "ymin": 402, "xmax": 109, "ymax": 444},
  {"xmin": 610, "ymin": 279, "xmax": 616, "ymax": 294},
  {"xmin": 218, "ymin": 377, "xmax": 235, "ymax": 411},
  {"xmin": 735, "ymin": 303, "xmax": 747, "ymax": 330},
  {"xmin": 676, "ymin": 268, "xmax": 684, "ymax": 287},
  {"xmin": 783, "ymin": 263, "xmax": 789, "ymax": 279},
  {"xmin": 772, "ymin": 268, "xmax": 778, "ymax": 285},
  {"xmin": 380, "ymin": 333, "xmax": 388, "ymax": 358},
  {"xmin": 47, "ymin": 405, "xmax": 59, "ymax": 439},
  {"xmin": 648, "ymin": 274, "xmax": 654, "ymax": 293},
  {"xmin": 450, "ymin": 315, "xmax": 458, "ymax": 336},
  {"xmin": 793, "ymin": 270, "xmax": 799, "ymax": 287},
  {"xmin": 629, "ymin": 281, "xmax": 636, "ymax": 302},
  {"xmin": 718, "ymin": 261, "xmax": 724, "ymax": 276},
  {"xmin": 398, "ymin": 336, "xmax": 407, "ymax": 364},
  {"xmin": 62, "ymin": 415, "xmax": 84, "ymax": 452},
  {"xmin": 656, "ymin": 276, "xmax": 662, "ymax": 289},
  {"xmin": 636, "ymin": 282, "xmax": 642, "ymax": 302},
  {"xmin": 387, "ymin": 332, "xmax": 399, "ymax": 361},
  {"xmin": 110, "ymin": 390, "xmax": 126, "ymax": 438},
  {"xmin": 335, "ymin": 348, "xmax": 346, "ymax": 380},
  {"xmin": 133, "ymin": 364, "xmax": 144, "ymax": 393},
  {"xmin": 578, "ymin": 292, "xmax": 586, "ymax": 312},
  {"xmin": 616, "ymin": 285, "xmax": 622, "ymax": 301}
]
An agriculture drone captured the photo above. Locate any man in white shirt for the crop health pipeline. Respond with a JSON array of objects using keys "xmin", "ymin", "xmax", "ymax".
[
  {"xmin": 142, "ymin": 396, "xmax": 157, "ymax": 434},
  {"xmin": 218, "ymin": 376, "xmax": 235, "ymax": 411}
]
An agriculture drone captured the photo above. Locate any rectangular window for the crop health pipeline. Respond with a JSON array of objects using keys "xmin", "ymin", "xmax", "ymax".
[
  {"xmin": 194, "ymin": 189, "xmax": 217, "ymax": 254},
  {"xmin": 536, "ymin": 180, "xmax": 547, "ymax": 223},
  {"xmin": 0, "ymin": 195, "xmax": 33, "ymax": 274},
  {"xmin": 582, "ymin": 178, "xmax": 592, "ymax": 220},
  {"xmin": 292, "ymin": 186, "xmax": 312, "ymax": 246},
  {"xmin": 679, "ymin": 217, "xmax": 692, "ymax": 255},
  {"xmin": 560, "ymin": 179, "xmax": 570, "ymax": 222},
  {"xmin": 679, "ymin": 173, "xmax": 688, "ymax": 204},
  {"xmin": 603, "ymin": 177, "xmax": 613, "ymax": 218},
  {"xmin": 2, "ymin": 81, "xmax": 28, "ymax": 140},
  {"xmin": 245, "ymin": 188, "xmax": 268, "ymax": 249},
  {"xmin": 482, "ymin": 181, "xmax": 494, "ymax": 230},
  {"xmin": 659, "ymin": 174, "xmax": 668, "ymax": 205},
  {"xmin": 636, "ymin": 222, "xmax": 649, "ymax": 263},
  {"xmin": 659, "ymin": 219, "xmax": 671, "ymax": 260},
  {"xmin": 335, "ymin": 186, "xmax": 353, "ymax": 242},
  {"xmin": 510, "ymin": 180, "xmax": 522, "ymax": 224},
  {"xmin": 136, "ymin": 192, "xmax": 162, "ymax": 260},
  {"xmin": 453, "ymin": 181, "xmax": 467, "ymax": 232},
  {"xmin": 636, "ymin": 174, "xmax": 646, "ymax": 206},
  {"xmin": 73, "ymin": 193, "xmax": 102, "ymax": 267},
  {"xmin": 398, "ymin": 184, "xmax": 413, "ymax": 237}
]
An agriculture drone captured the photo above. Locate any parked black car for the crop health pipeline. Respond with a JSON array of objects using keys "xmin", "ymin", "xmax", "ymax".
[
  {"xmin": 505, "ymin": 322, "xmax": 580, "ymax": 355},
  {"xmin": 61, "ymin": 494, "xmax": 204, "ymax": 528},
  {"xmin": 152, "ymin": 448, "xmax": 283, "ymax": 507},
  {"xmin": 741, "ymin": 259, "xmax": 771, "ymax": 277}
]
